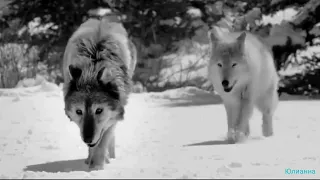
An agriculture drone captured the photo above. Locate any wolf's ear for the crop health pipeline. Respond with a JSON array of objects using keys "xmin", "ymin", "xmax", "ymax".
[
  {"xmin": 69, "ymin": 65, "xmax": 82, "ymax": 80},
  {"xmin": 97, "ymin": 67, "xmax": 106, "ymax": 82},
  {"xmin": 237, "ymin": 32, "xmax": 246, "ymax": 42},
  {"xmin": 97, "ymin": 67, "xmax": 120, "ymax": 101},
  {"xmin": 208, "ymin": 26, "xmax": 222, "ymax": 49},
  {"xmin": 236, "ymin": 32, "xmax": 246, "ymax": 50},
  {"xmin": 208, "ymin": 27, "xmax": 220, "ymax": 43},
  {"xmin": 105, "ymin": 80, "xmax": 120, "ymax": 101}
]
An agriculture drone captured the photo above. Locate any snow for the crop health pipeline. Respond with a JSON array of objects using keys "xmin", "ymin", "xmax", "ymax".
[
  {"xmin": 261, "ymin": 8, "xmax": 298, "ymax": 25},
  {"xmin": 0, "ymin": 82, "xmax": 320, "ymax": 178}
]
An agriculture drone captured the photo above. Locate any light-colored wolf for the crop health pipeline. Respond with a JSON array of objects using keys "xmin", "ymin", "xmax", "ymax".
[
  {"xmin": 207, "ymin": 27, "xmax": 279, "ymax": 143},
  {"xmin": 63, "ymin": 17, "xmax": 137, "ymax": 170}
]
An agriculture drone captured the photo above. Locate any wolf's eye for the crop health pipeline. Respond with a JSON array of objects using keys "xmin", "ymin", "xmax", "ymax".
[
  {"xmin": 76, "ymin": 109, "xmax": 83, "ymax": 115},
  {"xmin": 217, "ymin": 63, "xmax": 222, "ymax": 67},
  {"xmin": 95, "ymin": 108, "xmax": 103, "ymax": 115},
  {"xmin": 232, "ymin": 63, "xmax": 237, "ymax": 67}
]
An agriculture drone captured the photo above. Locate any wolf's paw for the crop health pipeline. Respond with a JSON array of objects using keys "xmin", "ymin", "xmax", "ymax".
[
  {"xmin": 85, "ymin": 158, "xmax": 89, "ymax": 165},
  {"xmin": 234, "ymin": 130, "xmax": 247, "ymax": 143},
  {"xmin": 108, "ymin": 150, "xmax": 115, "ymax": 159},
  {"xmin": 245, "ymin": 126, "xmax": 250, "ymax": 137},
  {"xmin": 85, "ymin": 152, "xmax": 93, "ymax": 165},
  {"xmin": 106, "ymin": 151, "xmax": 114, "ymax": 161},
  {"xmin": 262, "ymin": 124, "xmax": 273, "ymax": 137},
  {"xmin": 89, "ymin": 163, "xmax": 104, "ymax": 171},
  {"xmin": 227, "ymin": 129, "xmax": 236, "ymax": 143},
  {"xmin": 105, "ymin": 157, "xmax": 110, "ymax": 164},
  {"xmin": 88, "ymin": 159, "xmax": 105, "ymax": 171}
]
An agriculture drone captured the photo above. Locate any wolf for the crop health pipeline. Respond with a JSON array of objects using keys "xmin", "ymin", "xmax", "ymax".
[
  {"xmin": 207, "ymin": 27, "xmax": 279, "ymax": 143},
  {"xmin": 62, "ymin": 17, "xmax": 137, "ymax": 170}
]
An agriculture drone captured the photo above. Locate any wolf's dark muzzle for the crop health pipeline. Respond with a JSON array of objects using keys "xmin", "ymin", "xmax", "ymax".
[
  {"xmin": 86, "ymin": 128, "xmax": 105, "ymax": 148},
  {"xmin": 222, "ymin": 80, "xmax": 236, "ymax": 93},
  {"xmin": 82, "ymin": 115, "xmax": 95, "ymax": 145},
  {"xmin": 84, "ymin": 137, "xmax": 93, "ymax": 144}
]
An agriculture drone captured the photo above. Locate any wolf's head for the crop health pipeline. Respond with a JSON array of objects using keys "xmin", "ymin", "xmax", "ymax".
[
  {"xmin": 64, "ymin": 64, "xmax": 125, "ymax": 147},
  {"xmin": 208, "ymin": 29, "xmax": 249, "ymax": 93}
]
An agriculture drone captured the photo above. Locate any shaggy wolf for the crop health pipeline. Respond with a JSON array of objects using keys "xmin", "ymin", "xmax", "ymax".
[
  {"xmin": 207, "ymin": 27, "xmax": 279, "ymax": 143},
  {"xmin": 62, "ymin": 17, "xmax": 137, "ymax": 170}
]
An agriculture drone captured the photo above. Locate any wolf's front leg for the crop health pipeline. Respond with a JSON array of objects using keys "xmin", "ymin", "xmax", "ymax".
[
  {"xmin": 235, "ymin": 99, "xmax": 254, "ymax": 143},
  {"xmin": 224, "ymin": 100, "xmax": 240, "ymax": 143},
  {"xmin": 88, "ymin": 131, "xmax": 110, "ymax": 170},
  {"xmin": 88, "ymin": 145, "xmax": 107, "ymax": 170},
  {"xmin": 85, "ymin": 147, "xmax": 93, "ymax": 164},
  {"xmin": 88, "ymin": 124, "xmax": 117, "ymax": 170},
  {"xmin": 103, "ymin": 124, "xmax": 116, "ymax": 162},
  {"xmin": 108, "ymin": 135, "xmax": 115, "ymax": 159}
]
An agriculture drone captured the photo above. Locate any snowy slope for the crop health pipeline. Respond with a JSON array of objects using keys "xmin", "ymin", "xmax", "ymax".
[{"xmin": 0, "ymin": 82, "xmax": 320, "ymax": 179}]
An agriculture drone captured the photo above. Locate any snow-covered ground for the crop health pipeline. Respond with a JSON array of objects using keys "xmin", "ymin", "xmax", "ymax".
[{"xmin": 0, "ymin": 81, "xmax": 319, "ymax": 179}]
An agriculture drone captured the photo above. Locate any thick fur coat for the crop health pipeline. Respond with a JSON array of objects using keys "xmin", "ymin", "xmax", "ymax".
[
  {"xmin": 207, "ymin": 27, "xmax": 279, "ymax": 143},
  {"xmin": 62, "ymin": 17, "xmax": 137, "ymax": 170}
]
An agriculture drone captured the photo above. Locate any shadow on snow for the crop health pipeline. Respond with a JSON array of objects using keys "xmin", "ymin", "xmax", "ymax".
[
  {"xmin": 24, "ymin": 158, "xmax": 90, "ymax": 173},
  {"xmin": 183, "ymin": 136, "xmax": 265, "ymax": 147},
  {"xmin": 183, "ymin": 139, "xmax": 232, "ymax": 147}
]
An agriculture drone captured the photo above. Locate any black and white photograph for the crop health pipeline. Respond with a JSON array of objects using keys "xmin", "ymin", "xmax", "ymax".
[{"xmin": 0, "ymin": 0, "xmax": 319, "ymax": 178}]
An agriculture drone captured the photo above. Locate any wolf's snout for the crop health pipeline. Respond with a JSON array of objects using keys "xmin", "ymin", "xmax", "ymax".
[
  {"xmin": 221, "ymin": 80, "xmax": 229, "ymax": 87},
  {"xmin": 222, "ymin": 79, "xmax": 234, "ymax": 92},
  {"xmin": 82, "ymin": 116, "xmax": 95, "ymax": 145},
  {"xmin": 83, "ymin": 137, "xmax": 93, "ymax": 144}
]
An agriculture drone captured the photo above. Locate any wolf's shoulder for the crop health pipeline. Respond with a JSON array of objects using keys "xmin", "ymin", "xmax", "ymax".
[
  {"xmin": 68, "ymin": 18, "xmax": 128, "ymax": 43},
  {"xmin": 245, "ymin": 32, "xmax": 273, "ymax": 54},
  {"xmin": 99, "ymin": 17, "xmax": 128, "ymax": 37}
]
